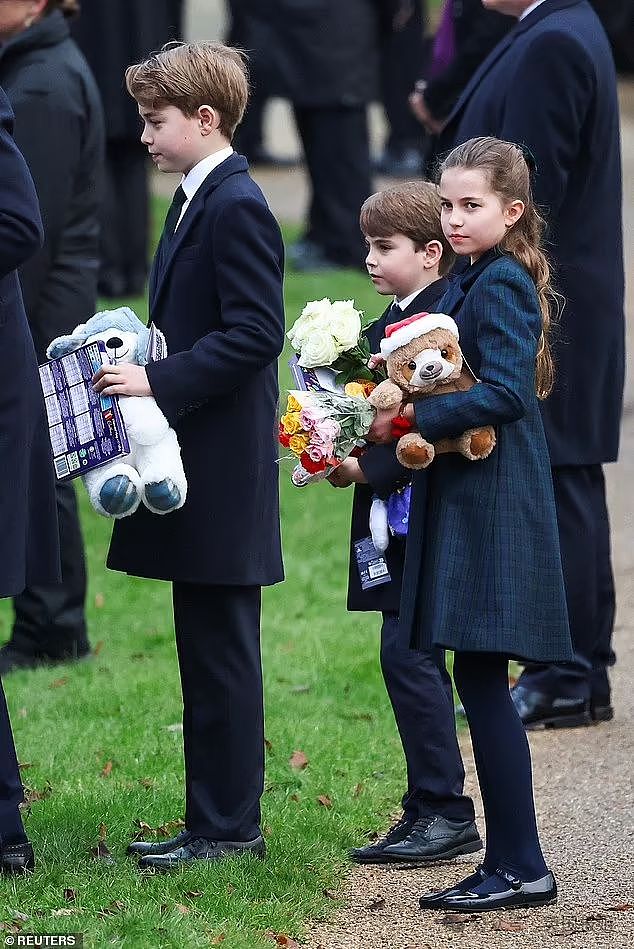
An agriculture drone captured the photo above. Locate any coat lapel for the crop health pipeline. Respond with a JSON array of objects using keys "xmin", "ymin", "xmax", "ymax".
[{"xmin": 150, "ymin": 153, "xmax": 249, "ymax": 316}]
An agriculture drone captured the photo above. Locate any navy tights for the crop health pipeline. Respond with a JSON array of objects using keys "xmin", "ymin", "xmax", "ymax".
[{"xmin": 453, "ymin": 651, "xmax": 548, "ymax": 881}]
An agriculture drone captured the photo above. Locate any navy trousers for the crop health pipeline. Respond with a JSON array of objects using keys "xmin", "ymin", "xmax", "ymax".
[
  {"xmin": 172, "ymin": 582, "xmax": 264, "ymax": 841},
  {"xmin": 0, "ymin": 680, "xmax": 26, "ymax": 845},
  {"xmin": 519, "ymin": 465, "xmax": 616, "ymax": 702},
  {"xmin": 380, "ymin": 612, "xmax": 474, "ymax": 822}
]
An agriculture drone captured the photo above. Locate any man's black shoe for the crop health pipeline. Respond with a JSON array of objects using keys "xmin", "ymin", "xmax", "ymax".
[
  {"xmin": 138, "ymin": 835, "xmax": 266, "ymax": 870},
  {"xmin": 511, "ymin": 683, "xmax": 591, "ymax": 729},
  {"xmin": 349, "ymin": 815, "xmax": 414, "ymax": 864},
  {"xmin": 419, "ymin": 865, "xmax": 491, "ymax": 907},
  {"xmin": 427, "ymin": 868, "xmax": 557, "ymax": 913},
  {"xmin": 0, "ymin": 644, "xmax": 91, "ymax": 675},
  {"xmin": 0, "ymin": 840, "xmax": 35, "ymax": 874},
  {"xmin": 590, "ymin": 696, "xmax": 614, "ymax": 722},
  {"xmin": 127, "ymin": 830, "xmax": 191, "ymax": 857},
  {"xmin": 381, "ymin": 816, "xmax": 483, "ymax": 864}
]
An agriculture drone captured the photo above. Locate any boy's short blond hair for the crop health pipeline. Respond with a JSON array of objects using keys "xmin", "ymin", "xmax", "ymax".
[
  {"xmin": 360, "ymin": 180, "xmax": 456, "ymax": 276},
  {"xmin": 126, "ymin": 41, "xmax": 249, "ymax": 139}
]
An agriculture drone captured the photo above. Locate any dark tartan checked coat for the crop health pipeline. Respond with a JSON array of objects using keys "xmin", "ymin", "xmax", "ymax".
[{"xmin": 399, "ymin": 251, "xmax": 572, "ymax": 663}]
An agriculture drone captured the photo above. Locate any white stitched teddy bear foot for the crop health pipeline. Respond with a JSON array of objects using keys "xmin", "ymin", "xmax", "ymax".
[
  {"xmin": 98, "ymin": 470, "xmax": 142, "ymax": 517},
  {"xmin": 143, "ymin": 478, "xmax": 182, "ymax": 514}
]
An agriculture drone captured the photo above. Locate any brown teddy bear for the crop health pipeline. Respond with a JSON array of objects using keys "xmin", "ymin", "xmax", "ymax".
[{"xmin": 368, "ymin": 311, "xmax": 496, "ymax": 469}]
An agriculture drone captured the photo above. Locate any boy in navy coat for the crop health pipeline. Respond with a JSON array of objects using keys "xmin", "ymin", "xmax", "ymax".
[
  {"xmin": 329, "ymin": 182, "xmax": 481, "ymax": 864},
  {"xmin": 93, "ymin": 42, "xmax": 285, "ymax": 869}
]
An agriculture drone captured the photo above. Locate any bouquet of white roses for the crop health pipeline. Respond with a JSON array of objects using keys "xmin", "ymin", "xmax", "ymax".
[{"xmin": 287, "ymin": 298, "xmax": 381, "ymax": 386}]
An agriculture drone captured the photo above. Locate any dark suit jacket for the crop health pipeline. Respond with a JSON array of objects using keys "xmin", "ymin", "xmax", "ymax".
[
  {"xmin": 0, "ymin": 10, "xmax": 104, "ymax": 361},
  {"xmin": 400, "ymin": 251, "xmax": 572, "ymax": 663},
  {"xmin": 0, "ymin": 87, "xmax": 59, "ymax": 597},
  {"xmin": 439, "ymin": 0, "xmax": 625, "ymax": 467},
  {"xmin": 107, "ymin": 154, "xmax": 285, "ymax": 586},
  {"xmin": 347, "ymin": 278, "xmax": 449, "ymax": 613}
]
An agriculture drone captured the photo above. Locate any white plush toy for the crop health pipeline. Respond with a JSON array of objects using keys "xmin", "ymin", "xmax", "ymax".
[{"xmin": 47, "ymin": 307, "xmax": 187, "ymax": 519}]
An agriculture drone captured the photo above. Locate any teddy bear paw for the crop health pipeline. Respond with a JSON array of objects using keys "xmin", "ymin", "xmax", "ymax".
[
  {"xmin": 99, "ymin": 474, "xmax": 140, "ymax": 516},
  {"xmin": 144, "ymin": 478, "xmax": 182, "ymax": 513},
  {"xmin": 396, "ymin": 433, "xmax": 435, "ymax": 469}
]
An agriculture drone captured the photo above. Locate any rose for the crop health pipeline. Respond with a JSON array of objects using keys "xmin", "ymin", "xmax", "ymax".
[
  {"xmin": 310, "ymin": 434, "xmax": 334, "ymax": 457},
  {"xmin": 344, "ymin": 381, "xmax": 366, "ymax": 398},
  {"xmin": 299, "ymin": 406, "xmax": 327, "ymax": 430},
  {"xmin": 286, "ymin": 394, "xmax": 302, "ymax": 413},
  {"xmin": 289, "ymin": 433, "xmax": 310, "ymax": 455},
  {"xmin": 281, "ymin": 412, "xmax": 302, "ymax": 435},
  {"xmin": 287, "ymin": 298, "xmax": 332, "ymax": 349},
  {"xmin": 329, "ymin": 299, "xmax": 362, "ymax": 352},
  {"xmin": 298, "ymin": 326, "xmax": 338, "ymax": 368},
  {"xmin": 313, "ymin": 417, "xmax": 340, "ymax": 441},
  {"xmin": 300, "ymin": 450, "xmax": 329, "ymax": 474}
]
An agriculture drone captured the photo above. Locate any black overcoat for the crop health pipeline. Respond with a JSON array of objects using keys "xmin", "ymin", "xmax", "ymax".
[
  {"xmin": 439, "ymin": 0, "xmax": 625, "ymax": 467},
  {"xmin": 234, "ymin": 0, "xmax": 382, "ymax": 106},
  {"xmin": 107, "ymin": 155, "xmax": 285, "ymax": 586},
  {"xmin": 347, "ymin": 278, "xmax": 449, "ymax": 612},
  {"xmin": 0, "ymin": 88, "xmax": 59, "ymax": 597},
  {"xmin": 0, "ymin": 11, "xmax": 104, "ymax": 361}
]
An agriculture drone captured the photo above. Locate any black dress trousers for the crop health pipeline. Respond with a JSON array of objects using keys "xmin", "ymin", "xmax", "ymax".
[
  {"xmin": 172, "ymin": 582, "xmax": 264, "ymax": 841},
  {"xmin": 0, "ymin": 681, "xmax": 26, "ymax": 843}
]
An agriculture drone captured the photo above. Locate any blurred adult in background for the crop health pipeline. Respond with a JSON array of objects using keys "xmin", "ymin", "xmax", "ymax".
[
  {"xmin": 241, "ymin": 0, "xmax": 381, "ymax": 271},
  {"xmin": 409, "ymin": 0, "xmax": 512, "ymax": 168},
  {"xmin": 375, "ymin": 1, "xmax": 428, "ymax": 178},
  {"xmin": 0, "ymin": 0, "xmax": 104, "ymax": 675},
  {"xmin": 437, "ymin": 0, "xmax": 624, "ymax": 729},
  {"xmin": 0, "ymin": 82, "xmax": 60, "ymax": 870},
  {"xmin": 72, "ymin": 0, "xmax": 183, "ymax": 298}
]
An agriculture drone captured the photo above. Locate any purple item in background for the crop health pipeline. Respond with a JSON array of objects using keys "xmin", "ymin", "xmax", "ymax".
[
  {"xmin": 387, "ymin": 484, "xmax": 411, "ymax": 537},
  {"xmin": 428, "ymin": 0, "xmax": 456, "ymax": 78}
]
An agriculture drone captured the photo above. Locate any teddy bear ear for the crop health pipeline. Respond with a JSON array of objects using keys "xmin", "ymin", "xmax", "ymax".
[
  {"xmin": 46, "ymin": 325, "xmax": 88, "ymax": 360},
  {"xmin": 135, "ymin": 327, "xmax": 151, "ymax": 366}
]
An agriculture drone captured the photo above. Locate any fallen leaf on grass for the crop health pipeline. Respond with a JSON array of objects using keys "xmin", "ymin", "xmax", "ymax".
[
  {"xmin": 22, "ymin": 782, "xmax": 52, "ymax": 805},
  {"xmin": 289, "ymin": 793, "xmax": 300, "ymax": 803},
  {"xmin": 158, "ymin": 819, "xmax": 185, "ymax": 837},
  {"xmin": 90, "ymin": 840, "xmax": 114, "ymax": 863},
  {"xmin": 63, "ymin": 888, "xmax": 76, "ymax": 903},
  {"xmin": 174, "ymin": 904, "xmax": 190, "ymax": 915},
  {"xmin": 139, "ymin": 778, "xmax": 154, "ymax": 789},
  {"xmin": 492, "ymin": 920, "xmax": 525, "ymax": 932},
  {"xmin": 264, "ymin": 933, "xmax": 301, "ymax": 948},
  {"xmin": 166, "ymin": 722, "xmax": 183, "ymax": 733},
  {"xmin": 18, "ymin": 762, "xmax": 32, "ymax": 770},
  {"xmin": 366, "ymin": 897, "xmax": 385, "ymax": 912},
  {"xmin": 98, "ymin": 822, "xmax": 108, "ymax": 839},
  {"xmin": 607, "ymin": 904, "xmax": 633, "ymax": 912},
  {"xmin": 94, "ymin": 592, "xmax": 105, "ymax": 608},
  {"xmin": 289, "ymin": 750, "xmax": 309, "ymax": 770},
  {"xmin": 317, "ymin": 794, "xmax": 332, "ymax": 808},
  {"xmin": 93, "ymin": 640, "xmax": 104, "ymax": 655},
  {"xmin": 185, "ymin": 890, "xmax": 203, "ymax": 899},
  {"xmin": 101, "ymin": 760, "xmax": 113, "ymax": 778},
  {"xmin": 210, "ymin": 936, "xmax": 226, "ymax": 945},
  {"xmin": 97, "ymin": 900, "xmax": 125, "ymax": 918},
  {"xmin": 50, "ymin": 677, "xmax": 68, "ymax": 689},
  {"xmin": 352, "ymin": 783, "xmax": 364, "ymax": 797},
  {"xmin": 18, "ymin": 708, "xmax": 28, "ymax": 718},
  {"xmin": 323, "ymin": 889, "xmax": 337, "ymax": 899},
  {"xmin": 51, "ymin": 908, "xmax": 78, "ymax": 917},
  {"xmin": 265, "ymin": 738, "xmax": 273, "ymax": 752}
]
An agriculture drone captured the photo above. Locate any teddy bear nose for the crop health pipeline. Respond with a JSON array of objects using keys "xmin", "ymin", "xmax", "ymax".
[{"xmin": 106, "ymin": 336, "xmax": 124, "ymax": 349}]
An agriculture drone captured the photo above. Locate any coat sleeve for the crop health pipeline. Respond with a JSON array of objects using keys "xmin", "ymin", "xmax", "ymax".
[
  {"xmin": 413, "ymin": 264, "xmax": 539, "ymax": 441},
  {"xmin": 0, "ymin": 87, "xmax": 43, "ymax": 278},
  {"xmin": 499, "ymin": 30, "xmax": 595, "ymax": 218},
  {"xmin": 359, "ymin": 443, "xmax": 410, "ymax": 499},
  {"xmin": 146, "ymin": 196, "xmax": 286, "ymax": 424}
]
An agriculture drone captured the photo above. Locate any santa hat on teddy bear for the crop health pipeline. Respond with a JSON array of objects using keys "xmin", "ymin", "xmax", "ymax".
[{"xmin": 380, "ymin": 311, "xmax": 459, "ymax": 357}]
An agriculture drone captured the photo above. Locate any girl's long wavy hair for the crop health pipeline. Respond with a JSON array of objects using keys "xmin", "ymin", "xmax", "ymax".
[{"xmin": 439, "ymin": 137, "xmax": 556, "ymax": 399}]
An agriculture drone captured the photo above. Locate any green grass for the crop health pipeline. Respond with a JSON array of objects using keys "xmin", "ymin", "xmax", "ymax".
[{"xmin": 0, "ymin": 202, "xmax": 433, "ymax": 947}]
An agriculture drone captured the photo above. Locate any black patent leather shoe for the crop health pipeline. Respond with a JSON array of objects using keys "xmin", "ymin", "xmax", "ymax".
[
  {"xmin": 511, "ymin": 684, "xmax": 591, "ymax": 729},
  {"xmin": 138, "ymin": 835, "xmax": 266, "ymax": 870},
  {"xmin": 430, "ymin": 868, "xmax": 557, "ymax": 912},
  {"xmin": 381, "ymin": 815, "xmax": 483, "ymax": 864},
  {"xmin": 419, "ymin": 865, "xmax": 491, "ymax": 907},
  {"xmin": 350, "ymin": 815, "xmax": 414, "ymax": 864},
  {"xmin": 0, "ymin": 840, "xmax": 35, "ymax": 874},
  {"xmin": 127, "ymin": 830, "xmax": 191, "ymax": 856}
]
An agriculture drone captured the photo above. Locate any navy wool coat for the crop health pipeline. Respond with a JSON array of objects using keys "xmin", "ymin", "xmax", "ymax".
[
  {"xmin": 0, "ymin": 88, "xmax": 59, "ymax": 597},
  {"xmin": 107, "ymin": 155, "xmax": 285, "ymax": 586},
  {"xmin": 439, "ymin": 0, "xmax": 625, "ymax": 466},
  {"xmin": 400, "ymin": 252, "xmax": 572, "ymax": 663},
  {"xmin": 347, "ymin": 278, "xmax": 449, "ymax": 613}
]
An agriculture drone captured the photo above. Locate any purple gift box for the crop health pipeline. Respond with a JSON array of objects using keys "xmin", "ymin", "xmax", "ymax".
[{"xmin": 38, "ymin": 340, "xmax": 129, "ymax": 482}]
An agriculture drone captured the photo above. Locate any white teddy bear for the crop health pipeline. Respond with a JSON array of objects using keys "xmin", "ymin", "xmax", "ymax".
[{"xmin": 47, "ymin": 307, "xmax": 187, "ymax": 519}]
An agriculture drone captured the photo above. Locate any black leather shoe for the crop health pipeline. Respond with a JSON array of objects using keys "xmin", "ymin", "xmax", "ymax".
[
  {"xmin": 0, "ymin": 644, "xmax": 91, "ymax": 675},
  {"xmin": 381, "ymin": 815, "xmax": 483, "ymax": 864},
  {"xmin": 350, "ymin": 815, "xmax": 414, "ymax": 864},
  {"xmin": 511, "ymin": 684, "xmax": 591, "ymax": 729},
  {"xmin": 429, "ymin": 867, "xmax": 557, "ymax": 912},
  {"xmin": 138, "ymin": 835, "xmax": 266, "ymax": 870},
  {"xmin": 0, "ymin": 840, "xmax": 35, "ymax": 873},
  {"xmin": 590, "ymin": 696, "xmax": 614, "ymax": 722},
  {"xmin": 419, "ymin": 865, "xmax": 491, "ymax": 907},
  {"xmin": 127, "ymin": 830, "xmax": 191, "ymax": 856}
]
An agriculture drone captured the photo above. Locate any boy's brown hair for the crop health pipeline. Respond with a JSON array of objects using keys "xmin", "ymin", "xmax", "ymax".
[
  {"xmin": 360, "ymin": 180, "xmax": 455, "ymax": 276},
  {"xmin": 126, "ymin": 41, "xmax": 249, "ymax": 140}
]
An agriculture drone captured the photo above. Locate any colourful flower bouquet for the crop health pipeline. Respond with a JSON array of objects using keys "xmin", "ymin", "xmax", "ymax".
[{"xmin": 279, "ymin": 390, "xmax": 376, "ymax": 486}]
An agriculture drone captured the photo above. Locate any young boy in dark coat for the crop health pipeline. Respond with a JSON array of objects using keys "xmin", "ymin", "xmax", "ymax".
[
  {"xmin": 92, "ymin": 42, "xmax": 285, "ymax": 869},
  {"xmin": 328, "ymin": 181, "xmax": 481, "ymax": 864}
]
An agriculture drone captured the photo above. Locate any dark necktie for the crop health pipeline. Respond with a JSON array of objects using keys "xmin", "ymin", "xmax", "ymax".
[
  {"xmin": 163, "ymin": 184, "xmax": 187, "ymax": 241},
  {"xmin": 390, "ymin": 301, "xmax": 402, "ymax": 322}
]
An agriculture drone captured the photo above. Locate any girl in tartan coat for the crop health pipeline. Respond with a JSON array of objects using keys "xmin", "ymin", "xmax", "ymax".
[{"xmin": 368, "ymin": 137, "xmax": 572, "ymax": 913}]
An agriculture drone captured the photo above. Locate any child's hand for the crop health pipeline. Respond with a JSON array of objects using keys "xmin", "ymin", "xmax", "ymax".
[
  {"xmin": 368, "ymin": 353, "xmax": 386, "ymax": 371},
  {"xmin": 368, "ymin": 404, "xmax": 402, "ymax": 444},
  {"xmin": 327, "ymin": 457, "xmax": 367, "ymax": 488},
  {"xmin": 92, "ymin": 363, "xmax": 152, "ymax": 397}
]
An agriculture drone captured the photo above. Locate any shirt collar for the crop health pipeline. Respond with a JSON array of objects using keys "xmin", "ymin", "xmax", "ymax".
[
  {"xmin": 519, "ymin": 0, "xmax": 548, "ymax": 21},
  {"xmin": 395, "ymin": 285, "xmax": 436, "ymax": 311},
  {"xmin": 181, "ymin": 146, "xmax": 234, "ymax": 201}
]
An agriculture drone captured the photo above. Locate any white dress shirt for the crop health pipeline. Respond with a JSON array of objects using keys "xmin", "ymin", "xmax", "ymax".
[
  {"xmin": 394, "ymin": 286, "xmax": 432, "ymax": 311},
  {"xmin": 519, "ymin": 0, "xmax": 548, "ymax": 21},
  {"xmin": 175, "ymin": 146, "xmax": 234, "ymax": 230}
]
